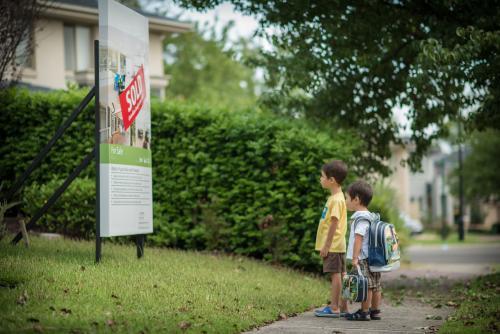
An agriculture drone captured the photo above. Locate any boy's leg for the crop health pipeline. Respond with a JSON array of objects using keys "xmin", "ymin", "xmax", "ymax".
[
  {"xmin": 370, "ymin": 272, "xmax": 382, "ymax": 320},
  {"xmin": 371, "ymin": 289, "xmax": 381, "ymax": 310},
  {"xmin": 330, "ymin": 272, "xmax": 342, "ymax": 311},
  {"xmin": 315, "ymin": 253, "xmax": 343, "ymax": 317},
  {"xmin": 330, "ymin": 253, "xmax": 346, "ymax": 312},
  {"xmin": 325, "ymin": 253, "xmax": 343, "ymax": 312},
  {"xmin": 346, "ymin": 288, "xmax": 371, "ymax": 321},
  {"xmin": 361, "ymin": 288, "xmax": 372, "ymax": 312}
]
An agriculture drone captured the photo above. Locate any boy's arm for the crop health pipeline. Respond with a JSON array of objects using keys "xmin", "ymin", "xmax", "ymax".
[
  {"xmin": 351, "ymin": 234, "xmax": 363, "ymax": 267},
  {"xmin": 320, "ymin": 217, "xmax": 338, "ymax": 258}
]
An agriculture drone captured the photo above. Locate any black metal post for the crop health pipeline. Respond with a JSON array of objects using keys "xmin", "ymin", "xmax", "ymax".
[
  {"xmin": 94, "ymin": 39, "xmax": 102, "ymax": 263},
  {"xmin": 438, "ymin": 160, "xmax": 449, "ymax": 240},
  {"xmin": 136, "ymin": 235, "xmax": 145, "ymax": 258},
  {"xmin": 5, "ymin": 88, "xmax": 95, "ymax": 201},
  {"xmin": 11, "ymin": 148, "xmax": 96, "ymax": 245},
  {"xmin": 458, "ymin": 121, "xmax": 465, "ymax": 241}
]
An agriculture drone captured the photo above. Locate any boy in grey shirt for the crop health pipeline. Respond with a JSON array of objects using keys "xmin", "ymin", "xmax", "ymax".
[{"xmin": 345, "ymin": 180, "xmax": 382, "ymax": 321}]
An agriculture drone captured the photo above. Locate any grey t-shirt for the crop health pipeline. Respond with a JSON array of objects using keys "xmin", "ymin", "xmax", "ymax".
[{"xmin": 346, "ymin": 211, "xmax": 378, "ymax": 260}]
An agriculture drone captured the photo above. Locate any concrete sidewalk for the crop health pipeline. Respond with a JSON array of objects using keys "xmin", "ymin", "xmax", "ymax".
[
  {"xmin": 384, "ymin": 242, "xmax": 500, "ymax": 285},
  {"xmin": 244, "ymin": 298, "xmax": 452, "ymax": 334},
  {"xmin": 244, "ymin": 242, "xmax": 500, "ymax": 334}
]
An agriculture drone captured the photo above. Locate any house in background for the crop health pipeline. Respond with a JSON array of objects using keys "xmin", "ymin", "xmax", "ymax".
[
  {"xmin": 17, "ymin": 0, "xmax": 192, "ymax": 100},
  {"xmin": 388, "ymin": 141, "xmax": 500, "ymax": 232},
  {"xmin": 388, "ymin": 142, "xmax": 459, "ymax": 230}
]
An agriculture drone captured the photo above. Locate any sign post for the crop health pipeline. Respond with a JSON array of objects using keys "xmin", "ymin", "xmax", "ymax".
[
  {"xmin": 97, "ymin": 0, "xmax": 153, "ymax": 260},
  {"xmin": 9, "ymin": 0, "xmax": 153, "ymax": 259},
  {"xmin": 95, "ymin": 39, "xmax": 102, "ymax": 263}
]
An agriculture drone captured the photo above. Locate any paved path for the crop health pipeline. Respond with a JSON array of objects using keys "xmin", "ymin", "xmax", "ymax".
[
  {"xmin": 245, "ymin": 299, "xmax": 451, "ymax": 334},
  {"xmin": 406, "ymin": 243, "xmax": 500, "ymax": 265},
  {"xmin": 385, "ymin": 243, "xmax": 500, "ymax": 284},
  {"xmin": 244, "ymin": 242, "xmax": 499, "ymax": 334}
]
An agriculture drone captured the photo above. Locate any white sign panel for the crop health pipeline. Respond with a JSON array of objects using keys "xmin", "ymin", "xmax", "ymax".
[{"xmin": 98, "ymin": 0, "xmax": 153, "ymax": 237}]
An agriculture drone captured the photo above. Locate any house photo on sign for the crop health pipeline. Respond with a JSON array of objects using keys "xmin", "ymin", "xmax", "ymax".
[{"xmin": 98, "ymin": 0, "xmax": 153, "ymax": 237}]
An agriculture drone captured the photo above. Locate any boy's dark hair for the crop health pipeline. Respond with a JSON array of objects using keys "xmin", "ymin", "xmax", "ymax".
[
  {"xmin": 347, "ymin": 180, "xmax": 373, "ymax": 206},
  {"xmin": 322, "ymin": 160, "xmax": 348, "ymax": 185}
]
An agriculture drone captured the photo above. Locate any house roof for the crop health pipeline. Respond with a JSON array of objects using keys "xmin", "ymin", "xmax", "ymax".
[{"xmin": 43, "ymin": 0, "xmax": 193, "ymax": 33}]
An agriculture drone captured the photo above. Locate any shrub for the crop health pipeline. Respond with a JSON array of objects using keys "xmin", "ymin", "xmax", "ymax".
[
  {"xmin": 149, "ymin": 101, "xmax": 360, "ymax": 270},
  {"xmin": 23, "ymin": 178, "xmax": 96, "ymax": 238},
  {"xmin": 367, "ymin": 182, "xmax": 409, "ymax": 250},
  {"xmin": 492, "ymin": 223, "xmax": 500, "ymax": 235},
  {"xmin": 2, "ymin": 88, "xmax": 362, "ymax": 271},
  {"xmin": 0, "ymin": 88, "xmax": 96, "ymax": 190}
]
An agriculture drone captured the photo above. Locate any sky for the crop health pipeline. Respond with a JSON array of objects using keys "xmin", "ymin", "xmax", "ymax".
[
  {"xmin": 143, "ymin": 1, "xmax": 263, "ymax": 45},
  {"xmin": 143, "ymin": 0, "xmax": 269, "ymax": 88}
]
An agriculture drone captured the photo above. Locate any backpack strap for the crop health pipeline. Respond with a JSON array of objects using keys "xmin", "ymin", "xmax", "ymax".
[
  {"xmin": 352, "ymin": 216, "xmax": 373, "ymax": 254},
  {"xmin": 368, "ymin": 214, "xmax": 381, "ymax": 245},
  {"xmin": 353, "ymin": 215, "xmax": 381, "ymax": 249},
  {"xmin": 352, "ymin": 215, "xmax": 372, "ymax": 231}
]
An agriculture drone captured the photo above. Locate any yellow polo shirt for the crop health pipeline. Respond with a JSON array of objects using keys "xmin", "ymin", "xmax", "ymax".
[{"xmin": 315, "ymin": 192, "xmax": 347, "ymax": 252}]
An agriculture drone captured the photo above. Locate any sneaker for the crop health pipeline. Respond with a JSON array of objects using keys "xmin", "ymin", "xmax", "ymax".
[
  {"xmin": 346, "ymin": 309, "xmax": 370, "ymax": 321},
  {"xmin": 369, "ymin": 309, "xmax": 381, "ymax": 320},
  {"xmin": 314, "ymin": 306, "xmax": 342, "ymax": 318}
]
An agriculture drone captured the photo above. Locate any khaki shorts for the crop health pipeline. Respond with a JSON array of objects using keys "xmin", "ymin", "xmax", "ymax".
[
  {"xmin": 323, "ymin": 252, "xmax": 346, "ymax": 273},
  {"xmin": 359, "ymin": 259, "xmax": 382, "ymax": 291}
]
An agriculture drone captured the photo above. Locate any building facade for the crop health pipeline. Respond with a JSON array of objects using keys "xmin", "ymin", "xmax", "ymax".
[
  {"xmin": 17, "ymin": 0, "xmax": 191, "ymax": 100},
  {"xmin": 389, "ymin": 141, "xmax": 499, "ymax": 232}
]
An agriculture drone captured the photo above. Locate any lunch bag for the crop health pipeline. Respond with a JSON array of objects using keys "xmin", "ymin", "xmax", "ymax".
[{"xmin": 342, "ymin": 265, "xmax": 368, "ymax": 302}]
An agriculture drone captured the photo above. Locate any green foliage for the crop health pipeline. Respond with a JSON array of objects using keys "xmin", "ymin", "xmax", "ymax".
[
  {"xmin": 22, "ymin": 177, "xmax": 163, "ymax": 244},
  {"xmin": 165, "ymin": 21, "xmax": 258, "ymax": 109},
  {"xmin": 117, "ymin": 0, "xmax": 141, "ymax": 9},
  {"xmin": 149, "ymin": 99, "xmax": 360, "ymax": 271},
  {"xmin": 177, "ymin": 0, "xmax": 500, "ymax": 173},
  {"xmin": 368, "ymin": 182, "xmax": 409, "ymax": 250},
  {"xmin": 449, "ymin": 129, "xmax": 500, "ymax": 201},
  {"xmin": 0, "ymin": 88, "xmax": 96, "ymax": 191},
  {"xmin": 22, "ymin": 178, "xmax": 95, "ymax": 238},
  {"xmin": 0, "ymin": 181, "xmax": 22, "ymax": 241},
  {"xmin": 440, "ymin": 272, "xmax": 500, "ymax": 334},
  {"xmin": 420, "ymin": 26, "xmax": 500, "ymax": 132},
  {"xmin": 1, "ymin": 88, "xmax": 361, "ymax": 271}
]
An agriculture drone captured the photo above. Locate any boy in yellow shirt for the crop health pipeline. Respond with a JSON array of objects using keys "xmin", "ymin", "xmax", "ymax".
[{"xmin": 314, "ymin": 160, "xmax": 349, "ymax": 318}]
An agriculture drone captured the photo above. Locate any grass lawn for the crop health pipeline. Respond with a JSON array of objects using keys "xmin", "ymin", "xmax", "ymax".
[
  {"xmin": 411, "ymin": 232, "xmax": 500, "ymax": 245},
  {"xmin": 0, "ymin": 236, "xmax": 329, "ymax": 333},
  {"xmin": 439, "ymin": 272, "xmax": 500, "ymax": 333}
]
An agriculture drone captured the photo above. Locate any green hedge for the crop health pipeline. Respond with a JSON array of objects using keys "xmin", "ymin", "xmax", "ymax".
[
  {"xmin": 150, "ymin": 101, "xmax": 363, "ymax": 271},
  {"xmin": 0, "ymin": 89, "xmax": 96, "ymax": 187},
  {"xmin": 1, "ymin": 88, "xmax": 363, "ymax": 271},
  {"xmin": 22, "ymin": 178, "xmax": 96, "ymax": 239}
]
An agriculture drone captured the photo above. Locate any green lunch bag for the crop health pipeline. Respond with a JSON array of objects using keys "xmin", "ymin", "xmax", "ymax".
[{"xmin": 342, "ymin": 265, "xmax": 368, "ymax": 302}]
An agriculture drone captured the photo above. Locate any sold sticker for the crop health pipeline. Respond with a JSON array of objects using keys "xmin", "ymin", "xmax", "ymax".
[{"xmin": 119, "ymin": 65, "xmax": 146, "ymax": 131}]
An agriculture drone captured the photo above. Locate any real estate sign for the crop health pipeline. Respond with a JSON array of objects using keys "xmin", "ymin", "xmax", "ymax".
[{"xmin": 98, "ymin": 0, "xmax": 153, "ymax": 237}]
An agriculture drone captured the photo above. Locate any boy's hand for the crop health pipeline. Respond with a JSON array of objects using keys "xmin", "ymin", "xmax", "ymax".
[
  {"xmin": 320, "ymin": 245, "xmax": 330, "ymax": 258},
  {"xmin": 352, "ymin": 258, "xmax": 359, "ymax": 267}
]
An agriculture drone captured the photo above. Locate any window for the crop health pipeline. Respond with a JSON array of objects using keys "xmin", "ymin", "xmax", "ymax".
[
  {"xmin": 151, "ymin": 87, "xmax": 162, "ymax": 98},
  {"xmin": 64, "ymin": 24, "xmax": 90, "ymax": 71},
  {"xmin": 15, "ymin": 29, "xmax": 35, "ymax": 69},
  {"xmin": 64, "ymin": 25, "xmax": 76, "ymax": 70}
]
